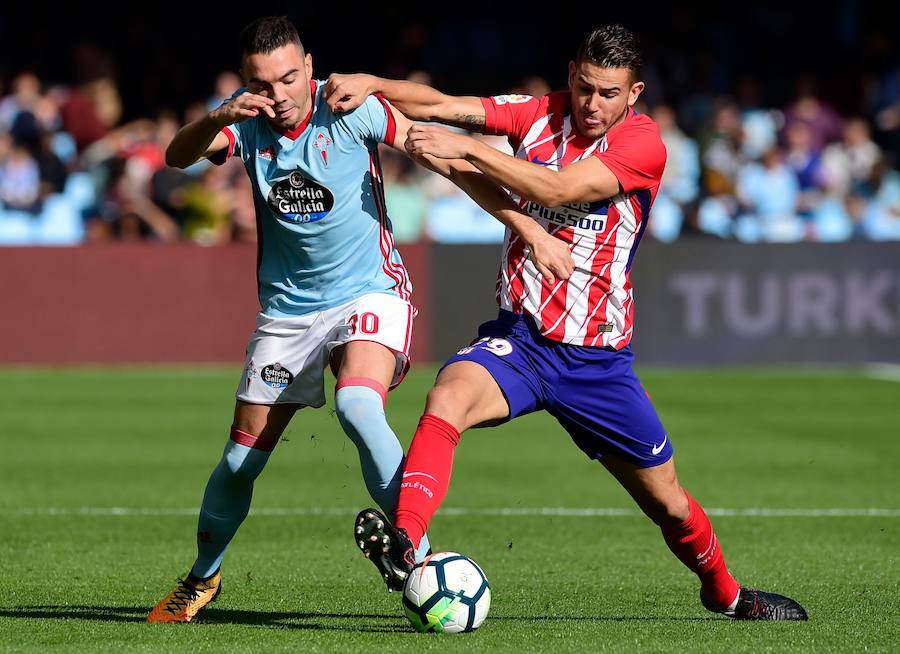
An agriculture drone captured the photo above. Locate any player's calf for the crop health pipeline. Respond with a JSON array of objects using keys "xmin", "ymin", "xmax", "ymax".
[{"xmin": 334, "ymin": 380, "xmax": 403, "ymax": 512}]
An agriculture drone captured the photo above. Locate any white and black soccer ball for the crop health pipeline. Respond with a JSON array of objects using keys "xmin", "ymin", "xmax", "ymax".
[{"xmin": 402, "ymin": 552, "xmax": 491, "ymax": 633}]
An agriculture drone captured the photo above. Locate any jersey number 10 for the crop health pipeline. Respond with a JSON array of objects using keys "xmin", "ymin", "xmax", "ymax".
[{"xmin": 349, "ymin": 312, "xmax": 380, "ymax": 335}]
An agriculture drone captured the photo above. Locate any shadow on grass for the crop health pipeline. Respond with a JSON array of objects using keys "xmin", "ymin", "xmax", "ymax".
[
  {"xmin": 0, "ymin": 605, "xmax": 715, "ymax": 630},
  {"xmin": 0, "ymin": 606, "xmax": 408, "ymax": 633}
]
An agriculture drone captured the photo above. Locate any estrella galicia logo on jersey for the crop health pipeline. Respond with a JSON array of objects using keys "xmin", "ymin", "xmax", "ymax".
[
  {"xmin": 261, "ymin": 362, "xmax": 294, "ymax": 389},
  {"xmin": 267, "ymin": 171, "xmax": 335, "ymax": 224}
]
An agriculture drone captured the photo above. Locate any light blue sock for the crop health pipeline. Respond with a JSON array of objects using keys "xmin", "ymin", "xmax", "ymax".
[
  {"xmin": 335, "ymin": 384, "xmax": 431, "ymax": 562},
  {"xmin": 191, "ymin": 440, "xmax": 271, "ymax": 578}
]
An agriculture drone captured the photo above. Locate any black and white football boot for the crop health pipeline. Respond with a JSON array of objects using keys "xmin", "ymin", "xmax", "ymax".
[
  {"xmin": 354, "ymin": 508, "xmax": 416, "ymax": 592},
  {"xmin": 702, "ymin": 587, "xmax": 809, "ymax": 620}
]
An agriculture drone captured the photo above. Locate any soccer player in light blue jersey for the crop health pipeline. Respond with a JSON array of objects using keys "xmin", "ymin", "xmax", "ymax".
[{"xmin": 148, "ymin": 16, "xmax": 573, "ymax": 623}]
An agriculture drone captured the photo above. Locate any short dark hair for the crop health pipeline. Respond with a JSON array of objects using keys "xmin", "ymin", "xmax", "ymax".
[
  {"xmin": 239, "ymin": 16, "xmax": 304, "ymax": 57},
  {"xmin": 575, "ymin": 25, "xmax": 642, "ymax": 81}
]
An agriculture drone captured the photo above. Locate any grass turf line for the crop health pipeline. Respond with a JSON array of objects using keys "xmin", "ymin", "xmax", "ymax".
[{"xmin": 0, "ymin": 367, "xmax": 897, "ymax": 652}]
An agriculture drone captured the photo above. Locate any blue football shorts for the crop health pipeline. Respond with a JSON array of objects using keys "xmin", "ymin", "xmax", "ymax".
[{"xmin": 444, "ymin": 310, "xmax": 673, "ymax": 468}]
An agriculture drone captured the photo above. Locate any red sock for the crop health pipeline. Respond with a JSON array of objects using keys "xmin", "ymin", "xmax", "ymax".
[
  {"xmin": 395, "ymin": 414, "xmax": 460, "ymax": 549},
  {"xmin": 660, "ymin": 491, "xmax": 741, "ymax": 609}
]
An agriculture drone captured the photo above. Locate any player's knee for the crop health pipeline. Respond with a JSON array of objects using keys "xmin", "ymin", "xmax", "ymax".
[
  {"xmin": 424, "ymin": 384, "xmax": 469, "ymax": 426},
  {"xmin": 335, "ymin": 392, "xmax": 386, "ymax": 444},
  {"xmin": 221, "ymin": 442, "xmax": 269, "ymax": 481},
  {"xmin": 335, "ymin": 393, "xmax": 368, "ymax": 429}
]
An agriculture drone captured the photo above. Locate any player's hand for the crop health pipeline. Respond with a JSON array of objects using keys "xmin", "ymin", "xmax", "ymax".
[
  {"xmin": 405, "ymin": 124, "xmax": 474, "ymax": 160},
  {"xmin": 324, "ymin": 73, "xmax": 375, "ymax": 113},
  {"xmin": 210, "ymin": 92, "xmax": 275, "ymax": 126},
  {"xmin": 526, "ymin": 228, "xmax": 575, "ymax": 284}
]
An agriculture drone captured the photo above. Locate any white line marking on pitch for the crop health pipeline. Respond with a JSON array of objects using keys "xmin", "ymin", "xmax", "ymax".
[
  {"xmin": 864, "ymin": 363, "xmax": 900, "ymax": 383},
  {"xmin": 7, "ymin": 507, "xmax": 900, "ymax": 518}
]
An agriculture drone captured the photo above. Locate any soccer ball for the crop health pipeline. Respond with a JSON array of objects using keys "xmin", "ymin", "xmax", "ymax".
[{"xmin": 402, "ymin": 552, "xmax": 491, "ymax": 633}]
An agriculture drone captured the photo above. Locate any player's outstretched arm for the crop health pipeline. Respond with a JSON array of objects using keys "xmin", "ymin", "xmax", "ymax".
[
  {"xmin": 380, "ymin": 107, "xmax": 572, "ymax": 282},
  {"xmin": 324, "ymin": 73, "xmax": 486, "ymax": 132},
  {"xmin": 406, "ymin": 124, "xmax": 621, "ymax": 206},
  {"xmin": 443, "ymin": 161, "xmax": 575, "ymax": 283},
  {"xmin": 165, "ymin": 92, "xmax": 276, "ymax": 169}
]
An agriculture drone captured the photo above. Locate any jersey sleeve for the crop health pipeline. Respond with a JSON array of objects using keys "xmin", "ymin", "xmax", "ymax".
[
  {"xmin": 593, "ymin": 119, "xmax": 667, "ymax": 194},
  {"xmin": 479, "ymin": 94, "xmax": 541, "ymax": 145},
  {"xmin": 340, "ymin": 94, "xmax": 397, "ymax": 149},
  {"xmin": 208, "ymin": 88, "xmax": 247, "ymax": 166}
]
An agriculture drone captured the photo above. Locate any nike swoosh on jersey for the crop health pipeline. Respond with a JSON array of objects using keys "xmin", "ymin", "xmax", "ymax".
[
  {"xmin": 402, "ymin": 471, "xmax": 438, "ymax": 482},
  {"xmin": 651, "ymin": 435, "xmax": 668, "ymax": 456}
]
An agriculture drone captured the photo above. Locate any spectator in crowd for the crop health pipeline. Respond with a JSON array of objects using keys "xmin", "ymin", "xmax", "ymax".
[
  {"xmin": 822, "ymin": 118, "xmax": 882, "ymax": 196},
  {"xmin": 651, "ymin": 104, "xmax": 700, "ymax": 241},
  {"xmin": 863, "ymin": 158, "xmax": 900, "ymax": 240},
  {"xmin": 699, "ymin": 99, "xmax": 743, "ymax": 198},
  {"xmin": 0, "ymin": 131, "xmax": 41, "ymax": 213},
  {"xmin": 0, "ymin": 73, "xmax": 43, "ymax": 131},
  {"xmin": 511, "ymin": 75, "xmax": 551, "ymax": 99},
  {"xmin": 783, "ymin": 78, "xmax": 844, "ymax": 152},
  {"xmin": 1, "ymin": 31, "xmax": 898, "ymax": 247},
  {"xmin": 693, "ymin": 100, "xmax": 744, "ymax": 238},
  {"xmin": 735, "ymin": 77, "xmax": 781, "ymax": 161},
  {"xmin": 379, "ymin": 147, "xmax": 428, "ymax": 243},
  {"xmin": 870, "ymin": 65, "xmax": 899, "ymax": 155},
  {"xmin": 207, "ymin": 71, "xmax": 242, "ymax": 112},
  {"xmin": 735, "ymin": 147, "xmax": 802, "ymax": 242},
  {"xmin": 423, "ymin": 133, "xmax": 508, "ymax": 244},
  {"xmin": 783, "ymin": 121, "xmax": 825, "ymax": 217},
  {"xmin": 35, "ymin": 129, "xmax": 68, "ymax": 197},
  {"xmin": 180, "ymin": 164, "xmax": 234, "ymax": 245},
  {"xmin": 82, "ymin": 119, "xmax": 179, "ymax": 242}
]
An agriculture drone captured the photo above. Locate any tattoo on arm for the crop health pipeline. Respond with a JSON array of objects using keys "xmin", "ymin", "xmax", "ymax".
[{"xmin": 448, "ymin": 113, "xmax": 486, "ymax": 131}]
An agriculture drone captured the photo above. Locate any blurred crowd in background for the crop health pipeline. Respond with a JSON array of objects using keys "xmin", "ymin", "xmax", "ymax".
[{"xmin": 0, "ymin": 34, "xmax": 898, "ymax": 246}]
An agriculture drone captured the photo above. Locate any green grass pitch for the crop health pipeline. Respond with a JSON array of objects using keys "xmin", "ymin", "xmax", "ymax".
[{"xmin": 0, "ymin": 366, "xmax": 898, "ymax": 652}]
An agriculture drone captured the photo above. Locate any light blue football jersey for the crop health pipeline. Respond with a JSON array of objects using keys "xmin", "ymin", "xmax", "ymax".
[{"xmin": 214, "ymin": 80, "xmax": 411, "ymax": 316}]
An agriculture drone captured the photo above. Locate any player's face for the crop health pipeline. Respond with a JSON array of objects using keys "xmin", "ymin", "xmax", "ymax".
[
  {"xmin": 567, "ymin": 61, "xmax": 644, "ymax": 139},
  {"xmin": 242, "ymin": 44, "xmax": 313, "ymax": 129}
]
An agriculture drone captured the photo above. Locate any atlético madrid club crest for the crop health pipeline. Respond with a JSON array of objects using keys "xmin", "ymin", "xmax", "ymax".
[
  {"xmin": 492, "ymin": 94, "xmax": 532, "ymax": 105},
  {"xmin": 313, "ymin": 131, "xmax": 332, "ymax": 166}
]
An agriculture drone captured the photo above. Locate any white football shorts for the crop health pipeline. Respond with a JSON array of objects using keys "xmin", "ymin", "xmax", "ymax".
[{"xmin": 235, "ymin": 292, "xmax": 415, "ymax": 407}]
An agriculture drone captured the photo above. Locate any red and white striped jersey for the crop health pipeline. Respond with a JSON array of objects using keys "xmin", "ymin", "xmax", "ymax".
[{"xmin": 480, "ymin": 91, "xmax": 666, "ymax": 349}]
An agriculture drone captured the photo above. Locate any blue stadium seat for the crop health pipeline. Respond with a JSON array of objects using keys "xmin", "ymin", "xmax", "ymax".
[
  {"xmin": 648, "ymin": 192, "xmax": 683, "ymax": 243},
  {"xmin": 63, "ymin": 172, "xmax": 97, "ymax": 211},
  {"xmin": 697, "ymin": 197, "xmax": 733, "ymax": 239},
  {"xmin": 761, "ymin": 214, "xmax": 805, "ymax": 242},
  {"xmin": 35, "ymin": 194, "xmax": 85, "ymax": 245},
  {"xmin": 733, "ymin": 214, "xmax": 763, "ymax": 243},
  {"xmin": 812, "ymin": 199, "xmax": 853, "ymax": 242},
  {"xmin": 0, "ymin": 207, "xmax": 35, "ymax": 245}
]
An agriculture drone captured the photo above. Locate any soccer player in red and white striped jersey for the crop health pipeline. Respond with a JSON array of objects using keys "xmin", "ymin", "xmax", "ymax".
[
  {"xmin": 326, "ymin": 24, "xmax": 807, "ymax": 620},
  {"xmin": 482, "ymin": 86, "xmax": 664, "ymax": 348}
]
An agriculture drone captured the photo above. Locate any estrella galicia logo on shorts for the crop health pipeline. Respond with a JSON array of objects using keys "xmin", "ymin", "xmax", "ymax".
[
  {"xmin": 261, "ymin": 362, "xmax": 294, "ymax": 389},
  {"xmin": 267, "ymin": 171, "xmax": 334, "ymax": 224}
]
